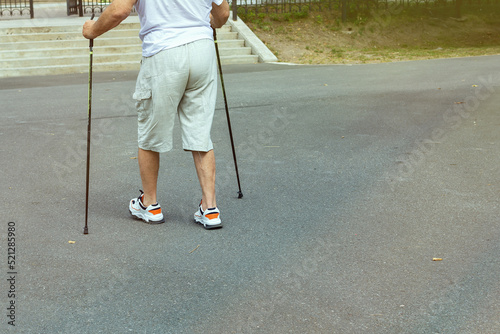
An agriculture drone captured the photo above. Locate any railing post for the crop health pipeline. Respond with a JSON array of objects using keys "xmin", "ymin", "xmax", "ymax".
[
  {"xmin": 30, "ymin": 0, "xmax": 34, "ymax": 18},
  {"xmin": 78, "ymin": 0, "xmax": 83, "ymax": 17},
  {"xmin": 233, "ymin": 0, "xmax": 238, "ymax": 21}
]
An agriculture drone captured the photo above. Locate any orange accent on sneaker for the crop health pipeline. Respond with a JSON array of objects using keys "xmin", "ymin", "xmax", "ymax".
[
  {"xmin": 149, "ymin": 208, "xmax": 162, "ymax": 215},
  {"xmin": 205, "ymin": 212, "xmax": 219, "ymax": 220}
]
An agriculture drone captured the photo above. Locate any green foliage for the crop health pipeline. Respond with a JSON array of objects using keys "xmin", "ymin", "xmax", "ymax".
[
  {"xmin": 331, "ymin": 48, "xmax": 344, "ymax": 57},
  {"xmin": 239, "ymin": 4, "xmax": 310, "ymax": 23},
  {"xmin": 269, "ymin": 13, "xmax": 281, "ymax": 21},
  {"xmin": 354, "ymin": 16, "xmax": 367, "ymax": 26},
  {"xmin": 275, "ymin": 25, "xmax": 286, "ymax": 34},
  {"xmin": 238, "ymin": 0, "xmax": 500, "ymax": 25},
  {"xmin": 237, "ymin": 6, "xmax": 246, "ymax": 17},
  {"xmin": 293, "ymin": 6, "xmax": 309, "ymax": 19},
  {"xmin": 243, "ymin": 10, "xmax": 256, "ymax": 22}
]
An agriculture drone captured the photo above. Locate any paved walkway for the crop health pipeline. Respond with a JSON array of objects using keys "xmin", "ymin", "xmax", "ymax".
[{"xmin": 1, "ymin": 56, "xmax": 499, "ymax": 333}]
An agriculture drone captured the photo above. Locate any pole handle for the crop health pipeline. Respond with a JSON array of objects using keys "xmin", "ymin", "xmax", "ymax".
[{"xmin": 89, "ymin": 13, "xmax": 95, "ymax": 49}]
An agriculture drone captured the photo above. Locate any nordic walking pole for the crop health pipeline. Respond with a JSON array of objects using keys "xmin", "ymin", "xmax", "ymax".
[
  {"xmin": 213, "ymin": 28, "xmax": 243, "ymax": 199},
  {"xmin": 84, "ymin": 13, "xmax": 95, "ymax": 235}
]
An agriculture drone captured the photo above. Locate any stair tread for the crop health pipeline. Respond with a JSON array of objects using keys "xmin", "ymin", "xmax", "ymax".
[
  {"xmin": 0, "ymin": 52, "xmax": 142, "ymax": 60},
  {"xmin": 2, "ymin": 29, "xmax": 138, "ymax": 36},
  {"xmin": 0, "ymin": 46, "xmax": 248, "ymax": 57},
  {"xmin": 0, "ymin": 53, "xmax": 257, "ymax": 67},
  {"xmin": 1, "ymin": 61, "xmax": 141, "ymax": 70}
]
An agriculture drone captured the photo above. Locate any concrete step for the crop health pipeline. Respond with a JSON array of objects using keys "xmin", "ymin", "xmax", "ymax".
[
  {"xmin": 217, "ymin": 39, "xmax": 245, "ymax": 48},
  {"xmin": 0, "ymin": 34, "xmax": 244, "ymax": 51},
  {"xmin": 0, "ymin": 44, "xmax": 142, "ymax": 59},
  {"xmin": 0, "ymin": 29, "xmax": 138, "ymax": 42},
  {"xmin": 0, "ymin": 20, "xmax": 258, "ymax": 77},
  {"xmin": 0, "ymin": 47, "xmax": 253, "ymax": 69},
  {"xmin": 219, "ymin": 46, "xmax": 253, "ymax": 56},
  {"xmin": 0, "ymin": 62, "xmax": 141, "ymax": 77},
  {"xmin": 0, "ymin": 37, "xmax": 141, "ymax": 50},
  {"xmin": 219, "ymin": 54, "xmax": 259, "ymax": 65},
  {"xmin": 0, "ymin": 54, "xmax": 257, "ymax": 77},
  {"xmin": 0, "ymin": 43, "xmax": 250, "ymax": 59},
  {"xmin": 0, "ymin": 28, "xmax": 237, "ymax": 43},
  {"xmin": 0, "ymin": 52, "xmax": 140, "ymax": 68},
  {"xmin": 0, "ymin": 22, "xmax": 232, "ymax": 35}
]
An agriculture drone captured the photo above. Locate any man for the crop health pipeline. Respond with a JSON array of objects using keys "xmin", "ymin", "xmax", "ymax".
[{"xmin": 82, "ymin": 0, "xmax": 230, "ymax": 229}]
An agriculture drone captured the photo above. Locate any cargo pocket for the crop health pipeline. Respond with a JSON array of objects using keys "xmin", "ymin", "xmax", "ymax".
[{"xmin": 133, "ymin": 89, "xmax": 152, "ymax": 122}]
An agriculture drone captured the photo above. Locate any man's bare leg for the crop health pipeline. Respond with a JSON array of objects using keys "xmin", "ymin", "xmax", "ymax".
[
  {"xmin": 192, "ymin": 150, "xmax": 217, "ymax": 211},
  {"xmin": 138, "ymin": 148, "xmax": 159, "ymax": 207}
]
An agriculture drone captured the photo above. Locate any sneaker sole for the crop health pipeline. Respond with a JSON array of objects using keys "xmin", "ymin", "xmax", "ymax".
[
  {"xmin": 194, "ymin": 218, "xmax": 222, "ymax": 230},
  {"xmin": 129, "ymin": 209, "xmax": 165, "ymax": 224}
]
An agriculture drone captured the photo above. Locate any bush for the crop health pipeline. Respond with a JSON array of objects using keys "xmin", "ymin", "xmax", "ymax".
[{"xmin": 294, "ymin": 6, "xmax": 309, "ymax": 19}]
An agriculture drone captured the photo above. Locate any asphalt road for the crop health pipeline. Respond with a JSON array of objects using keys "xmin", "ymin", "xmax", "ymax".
[{"xmin": 1, "ymin": 56, "xmax": 499, "ymax": 333}]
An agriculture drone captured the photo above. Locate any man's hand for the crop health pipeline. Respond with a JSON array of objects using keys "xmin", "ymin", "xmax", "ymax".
[
  {"xmin": 211, "ymin": 0, "xmax": 230, "ymax": 29},
  {"xmin": 81, "ymin": 0, "xmax": 136, "ymax": 40},
  {"xmin": 82, "ymin": 19, "xmax": 97, "ymax": 40}
]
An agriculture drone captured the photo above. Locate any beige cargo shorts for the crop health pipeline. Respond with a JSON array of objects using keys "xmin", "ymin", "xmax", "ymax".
[{"xmin": 133, "ymin": 38, "xmax": 217, "ymax": 153}]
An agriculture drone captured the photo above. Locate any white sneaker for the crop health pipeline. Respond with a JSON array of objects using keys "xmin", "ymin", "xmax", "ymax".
[
  {"xmin": 129, "ymin": 190, "xmax": 165, "ymax": 224},
  {"xmin": 194, "ymin": 203, "xmax": 222, "ymax": 229}
]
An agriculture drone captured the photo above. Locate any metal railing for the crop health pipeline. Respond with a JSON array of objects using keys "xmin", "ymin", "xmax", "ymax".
[
  {"xmin": 235, "ymin": 0, "xmax": 336, "ymax": 15},
  {"xmin": 68, "ymin": 0, "xmax": 137, "ymax": 17},
  {"xmin": 67, "ymin": 0, "xmax": 111, "ymax": 17},
  {"xmin": 81, "ymin": 0, "xmax": 111, "ymax": 15},
  {"xmin": 0, "ymin": 0, "xmax": 34, "ymax": 18}
]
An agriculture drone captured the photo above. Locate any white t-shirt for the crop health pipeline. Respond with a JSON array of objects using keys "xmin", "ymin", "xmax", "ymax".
[{"xmin": 134, "ymin": 0, "xmax": 224, "ymax": 57}]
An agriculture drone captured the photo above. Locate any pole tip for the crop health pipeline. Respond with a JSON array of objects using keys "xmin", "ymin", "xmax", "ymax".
[
  {"xmin": 83, "ymin": 227, "xmax": 89, "ymax": 235},
  {"xmin": 237, "ymin": 191, "xmax": 243, "ymax": 199}
]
